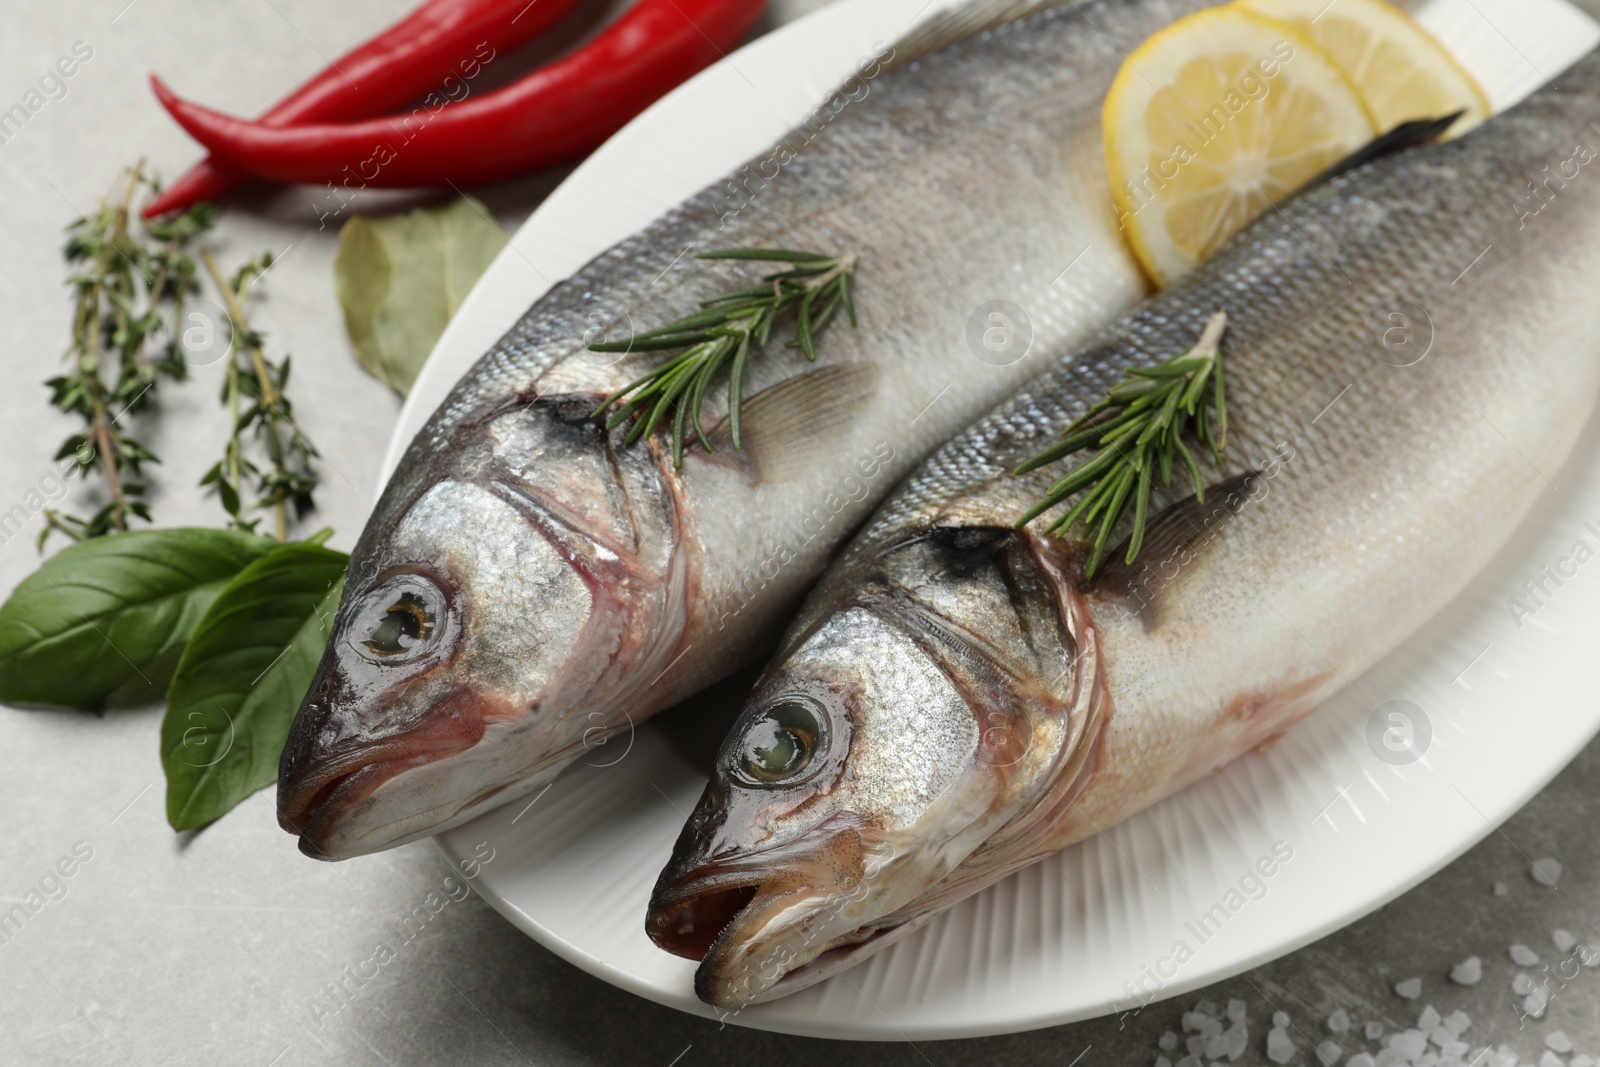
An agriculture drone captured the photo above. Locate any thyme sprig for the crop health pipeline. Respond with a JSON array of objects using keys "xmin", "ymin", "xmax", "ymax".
[
  {"xmin": 1015, "ymin": 310, "xmax": 1230, "ymax": 577},
  {"xmin": 198, "ymin": 250, "xmax": 320, "ymax": 540},
  {"xmin": 589, "ymin": 248, "xmax": 858, "ymax": 468},
  {"xmin": 42, "ymin": 163, "xmax": 217, "ymax": 548}
]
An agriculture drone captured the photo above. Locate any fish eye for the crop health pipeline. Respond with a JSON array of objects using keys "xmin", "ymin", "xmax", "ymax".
[
  {"xmin": 348, "ymin": 576, "xmax": 445, "ymax": 664},
  {"xmin": 732, "ymin": 699, "xmax": 827, "ymax": 786}
]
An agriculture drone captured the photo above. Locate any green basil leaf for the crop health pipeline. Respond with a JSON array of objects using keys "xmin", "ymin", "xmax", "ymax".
[
  {"xmin": 334, "ymin": 196, "xmax": 504, "ymax": 396},
  {"xmin": 0, "ymin": 528, "xmax": 278, "ymax": 711},
  {"xmin": 161, "ymin": 540, "xmax": 347, "ymax": 831}
]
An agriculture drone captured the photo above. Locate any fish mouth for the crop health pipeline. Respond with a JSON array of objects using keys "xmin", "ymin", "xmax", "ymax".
[
  {"xmin": 647, "ymin": 827, "xmax": 880, "ymax": 1007},
  {"xmin": 651, "ymin": 871, "xmax": 906, "ymax": 1008},
  {"xmin": 647, "ymin": 870, "xmax": 767, "ymax": 961},
  {"xmin": 277, "ymin": 685, "xmax": 489, "ymax": 859}
]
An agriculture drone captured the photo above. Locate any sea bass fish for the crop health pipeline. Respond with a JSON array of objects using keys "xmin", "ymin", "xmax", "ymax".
[
  {"xmin": 276, "ymin": 0, "xmax": 1218, "ymax": 858},
  {"xmin": 646, "ymin": 50, "xmax": 1600, "ymax": 1006}
]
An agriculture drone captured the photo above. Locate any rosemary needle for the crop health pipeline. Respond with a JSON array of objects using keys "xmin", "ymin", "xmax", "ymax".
[
  {"xmin": 589, "ymin": 248, "xmax": 858, "ymax": 468},
  {"xmin": 1014, "ymin": 310, "xmax": 1230, "ymax": 577}
]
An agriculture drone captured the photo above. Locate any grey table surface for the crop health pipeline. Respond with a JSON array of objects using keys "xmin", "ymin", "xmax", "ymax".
[{"xmin": 4, "ymin": 1, "xmax": 1600, "ymax": 1065}]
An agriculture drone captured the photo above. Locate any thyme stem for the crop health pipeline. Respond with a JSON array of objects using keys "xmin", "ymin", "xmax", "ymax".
[
  {"xmin": 90, "ymin": 165, "xmax": 142, "ymax": 533},
  {"xmin": 198, "ymin": 248, "xmax": 318, "ymax": 541},
  {"xmin": 201, "ymin": 250, "xmax": 280, "ymax": 407},
  {"xmin": 42, "ymin": 163, "xmax": 216, "ymax": 549}
]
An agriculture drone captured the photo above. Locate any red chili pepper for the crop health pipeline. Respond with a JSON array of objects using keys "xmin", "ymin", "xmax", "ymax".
[
  {"xmin": 152, "ymin": 0, "xmax": 766, "ymax": 191},
  {"xmin": 143, "ymin": 0, "xmax": 583, "ymax": 217}
]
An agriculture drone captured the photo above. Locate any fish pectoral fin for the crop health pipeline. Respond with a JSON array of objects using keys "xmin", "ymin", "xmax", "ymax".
[
  {"xmin": 703, "ymin": 362, "xmax": 879, "ymax": 483},
  {"xmin": 1092, "ymin": 470, "xmax": 1263, "ymax": 622}
]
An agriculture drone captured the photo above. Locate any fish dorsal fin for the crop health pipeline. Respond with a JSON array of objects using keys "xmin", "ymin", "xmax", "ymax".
[
  {"xmin": 704, "ymin": 362, "xmax": 879, "ymax": 483},
  {"xmin": 882, "ymin": 0, "xmax": 1076, "ymax": 72},
  {"xmin": 1092, "ymin": 471, "xmax": 1262, "ymax": 622},
  {"xmin": 1304, "ymin": 112, "xmax": 1464, "ymax": 191}
]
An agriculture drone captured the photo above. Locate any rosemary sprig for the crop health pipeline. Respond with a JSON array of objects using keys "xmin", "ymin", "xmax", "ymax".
[
  {"xmin": 198, "ymin": 249, "xmax": 320, "ymax": 541},
  {"xmin": 589, "ymin": 248, "xmax": 858, "ymax": 468},
  {"xmin": 1014, "ymin": 311, "xmax": 1230, "ymax": 577},
  {"xmin": 42, "ymin": 163, "xmax": 217, "ymax": 549}
]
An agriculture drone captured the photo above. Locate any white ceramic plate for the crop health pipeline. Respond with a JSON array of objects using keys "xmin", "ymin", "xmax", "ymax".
[{"xmin": 387, "ymin": 0, "xmax": 1600, "ymax": 1040}]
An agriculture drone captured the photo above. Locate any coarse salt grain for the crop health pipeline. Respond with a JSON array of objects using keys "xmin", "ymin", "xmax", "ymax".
[
  {"xmin": 1554, "ymin": 929, "xmax": 1579, "ymax": 953},
  {"xmin": 1548, "ymin": 1031, "xmax": 1575, "ymax": 1054},
  {"xmin": 1274, "ymin": 1011, "xmax": 1290, "ymax": 1028},
  {"xmin": 1540, "ymin": 1051, "xmax": 1564, "ymax": 1067},
  {"xmin": 1494, "ymin": 882, "xmax": 1509, "ymax": 896},
  {"xmin": 1395, "ymin": 978, "xmax": 1423, "ymax": 1000},
  {"xmin": 1450, "ymin": 957, "xmax": 1482, "ymax": 986},
  {"xmin": 1532, "ymin": 857, "xmax": 1563, "ymax": 887},
  {"xmin": 1159, "ymin": 1031, "xmax": 1178, "ymax": 1051},
  {"xmin": 1513, "ymin": 973, "xmax": 1536, "ymax": 995},
  {"xmin": 1348, "ymin": 1056, "xmax": 1377, "ymax": 1067},
  {"xmin": 1367, "ymin": 1022, "xmax": 1385, "ymax": 1041},
  {"xmin": 1511, "ymin": 943, "xmax": 1542, "ymax": 966},
  {"xmin": 1227, "ymin": 998, "xmax": 1246, "ymax": 1023},
  {"xmin": 1317, "ymin": 1038, "xmax": 1343, "ymax": 1066},
  {"xmin": 1389, "ymin": 1030, "xmax": 1428, "ymax": 1060},
  {"xmin": 1223, "ymin": 1021, "xmax": 1248, "ymax": 1061},
  {"xmin": 1329, "ymin": 1010, "xmax": 1351, "ymax": 1033},
  {"xmin": 1417, "ymin": 1006, "xmax": 1441, "ymax": 1032},
  {"xmin": 1442, "ymin": 1010, "xmax": 1470, "ymax": 1036},
  {"xmin": 1267, "ymin": 1027, "xmax": 1296, "ymax": 1065}
]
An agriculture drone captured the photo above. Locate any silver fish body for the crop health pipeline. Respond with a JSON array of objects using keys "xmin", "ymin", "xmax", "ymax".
[
  {"xmin": 648, "ymin": 50, "xmax": 1600, "ymax": 1006},
  {"xmin": 276, "ymin": 0, "xmax": 1216, "ymax": 858}
]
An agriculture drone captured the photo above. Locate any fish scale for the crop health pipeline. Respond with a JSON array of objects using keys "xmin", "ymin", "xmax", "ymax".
[
  {"xmin": 648, "ymin": 48, "xmax": 1600, "ymax": 1007},
  {"xmin": 278, "ymin": 0, "xmax": 1209, "ymax": 859}
]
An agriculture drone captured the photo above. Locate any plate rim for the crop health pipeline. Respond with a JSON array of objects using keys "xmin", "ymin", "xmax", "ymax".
[{"xmin": 410, "ymin": 0, "xmax": 1600, "ymax": 1040}]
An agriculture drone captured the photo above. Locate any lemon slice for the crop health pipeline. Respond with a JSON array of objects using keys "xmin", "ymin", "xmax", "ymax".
[
  {"xmin": 1240, "ymin": 0, "xmax": 1491, "ymax": 136},
  {"xmin": 1104, "ymin": 6, "xmax": 1376, "ymax": 287}
]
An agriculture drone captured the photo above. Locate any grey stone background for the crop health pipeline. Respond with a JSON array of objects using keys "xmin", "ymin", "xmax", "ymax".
[{"xmin": 1, "ymin": 1, "xmax": 1597, "ymax": 1064}]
